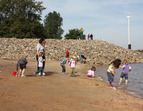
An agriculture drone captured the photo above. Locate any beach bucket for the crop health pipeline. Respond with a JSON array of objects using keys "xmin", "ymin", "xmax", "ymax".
[{"xmin": 12, "ymin": 71, "xmax": 17, "ymax": 76}]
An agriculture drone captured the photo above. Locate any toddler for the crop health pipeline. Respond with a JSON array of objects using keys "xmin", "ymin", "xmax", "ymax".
[
  {"xmin": 34, "ymin": 52, "xmax": 44, "ymax": 76},
  {"xmin": 87, "ymin": 66, "xmax": 96, "ymax": 77},
  {"xmin": 69, "ymin": 56, "xmax": 76, "ymax": 77}
]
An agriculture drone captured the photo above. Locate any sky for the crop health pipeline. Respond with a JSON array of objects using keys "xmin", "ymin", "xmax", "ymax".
[{"xmin": 37, "ymin": 0, "xmax": 143, "ymax": 50}]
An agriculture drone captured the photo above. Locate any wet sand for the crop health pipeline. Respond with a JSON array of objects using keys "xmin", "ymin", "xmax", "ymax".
[{"xmin": 0, "ymin": 58, "xmax": 143, "ymax": 111}]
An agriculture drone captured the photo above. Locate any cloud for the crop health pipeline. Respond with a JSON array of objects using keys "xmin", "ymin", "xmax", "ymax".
[{"xmin": 37, "ymin": 0, "xmax": 143, "ymax": 49}]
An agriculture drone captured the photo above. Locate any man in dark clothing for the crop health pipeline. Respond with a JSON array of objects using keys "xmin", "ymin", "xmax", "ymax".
[{"xmin": 90, "ymin": 34, "xmax": 93, "ymax": 40}]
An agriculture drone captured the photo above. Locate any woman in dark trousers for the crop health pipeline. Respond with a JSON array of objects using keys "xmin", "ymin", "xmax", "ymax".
[{"xmin": 36, "ymin": 38, "xmax": 46, "ymax": 75}]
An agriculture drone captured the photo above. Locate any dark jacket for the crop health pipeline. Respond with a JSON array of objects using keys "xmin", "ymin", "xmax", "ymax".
[{"xmin": 16, "ymin": 57, "xmax": 28, "ymax": 71}]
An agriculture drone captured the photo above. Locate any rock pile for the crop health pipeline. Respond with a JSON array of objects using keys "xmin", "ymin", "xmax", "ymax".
[{"xmin": 0, "ymin": 38, "xmax": 143, "ymax": 65}]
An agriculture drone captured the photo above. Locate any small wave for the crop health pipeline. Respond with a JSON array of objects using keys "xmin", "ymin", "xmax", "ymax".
[{"xmin": 127, "ymin": 90, "xmax": 143, "ymax": 99}]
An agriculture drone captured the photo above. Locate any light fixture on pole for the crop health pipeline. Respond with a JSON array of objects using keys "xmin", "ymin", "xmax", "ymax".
[{"xmin": 127, "ymin": 14, "xmax": 131, "ymax": 49}]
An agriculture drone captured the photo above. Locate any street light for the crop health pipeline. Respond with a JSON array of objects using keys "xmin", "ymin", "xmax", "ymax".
[{"xmin": 127, "ymin": 14, "xmax": 131, "ymax": 49}]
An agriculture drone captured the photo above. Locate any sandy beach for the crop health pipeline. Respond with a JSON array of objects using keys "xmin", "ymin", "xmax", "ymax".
[{"xmin": 0, "ymin": 58, "xmax": 143, "ymax": 111}]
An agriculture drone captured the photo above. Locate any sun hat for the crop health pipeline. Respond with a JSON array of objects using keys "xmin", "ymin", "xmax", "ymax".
[{"xmin": 72, "ymin": 56, "xmax": 76, "ymax": 59}]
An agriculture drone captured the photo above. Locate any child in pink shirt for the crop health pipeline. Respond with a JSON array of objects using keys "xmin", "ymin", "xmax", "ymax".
[{"xmin": 87, "ymin": 66, "xmax": 96, "ymax": 77}]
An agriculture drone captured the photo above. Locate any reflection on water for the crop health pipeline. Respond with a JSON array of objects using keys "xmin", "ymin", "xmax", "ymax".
[{"xmin": 96, "ymin": 63, "xmax": 143, "ymax": 98}]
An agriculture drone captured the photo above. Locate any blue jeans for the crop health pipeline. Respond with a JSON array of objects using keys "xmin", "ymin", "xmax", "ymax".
[
  {"xmin": 61, "ymin": 65, "xmax": 66, "ymax": 73},
  {"xmin": 107, "ymin": 72, "xmax": 114, "ymax": 82},
  {"xmin": 80, "ymin": 55, "xmax": 82, "ymax": 63},
  {"xmin": 35, "ymin": 67, "xmax": 43, "ymax": 76}
]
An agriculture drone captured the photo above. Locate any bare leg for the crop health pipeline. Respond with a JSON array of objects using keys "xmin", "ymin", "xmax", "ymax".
[
  {"xmin": 71, "ymin": 68, "xmax": 75, "ymax": 77},
  {"xmin": 21, "ymin": 69, "xmax": 25, "ymax": 76},
  {"xmin": 19, "ymin": 70, "xmax": 22, "ymax": 76},
  {"xmin": 125, "ymin": 80, "xmax": 128, "ymax": 88},
  {"xmin": 71, "ymin": 68, "xmax": 73, "ymax": 76},
  {"xmin": 119, "ymin": 78, "xmax": 123, "ymax": 87}
]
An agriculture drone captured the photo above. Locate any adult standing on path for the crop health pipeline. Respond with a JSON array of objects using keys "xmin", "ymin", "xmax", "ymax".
[
  {"xmin": 90, "ymin": 34, "xmax": 93, "ymax": 40},
  {"xmin": 36, "ymin": 38, "xmax": 46, "ymax": 75},
  {"xmin": 88, "ymin": 34, "xmax": 90, "ymax": 40}
]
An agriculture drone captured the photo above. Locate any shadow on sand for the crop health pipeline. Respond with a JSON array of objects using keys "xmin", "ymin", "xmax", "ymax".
[
  {"xmin": 26, "ymin": 71, "xmax": 56, "ymax": 77},
  {"xmin": 44, "ymin": 72, "xmax": 56, "ymax": 76}
]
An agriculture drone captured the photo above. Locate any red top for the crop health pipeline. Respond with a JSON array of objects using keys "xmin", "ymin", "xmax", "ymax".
[{"xmin": 66, "ymin": 50, "xmax": 69, "ymax": 56}]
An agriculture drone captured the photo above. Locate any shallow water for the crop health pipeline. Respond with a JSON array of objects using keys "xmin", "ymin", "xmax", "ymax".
[{"xmin": 96, "ymin": 63, "xmax": 143, "ymax": 98}]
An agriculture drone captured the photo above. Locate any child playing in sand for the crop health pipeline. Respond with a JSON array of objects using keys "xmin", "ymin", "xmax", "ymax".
[
  {"xmin": 87, "ymin": 66, "xmax": 96, "ymax": 77},
  {"xmin": 107, "ymin": 59, "xmax": 121, "ymax": 90},
  {"xmin": 61, "ymin": 57, "xmax": 69, "ymax": 74},
  {"xmin": 69, "ymin": 56, "xmax": 76, "ymax": 77},
  {"xmin": 16, "ymin": 56, "xmax": 28, "ymax": 77},
  {"xmin": 119, "ymin": 59, "xmax": 132, "ymax": 88},
  {"xmin": 34, "ymin": 52, "xmax": 44, "ymax": 76}
]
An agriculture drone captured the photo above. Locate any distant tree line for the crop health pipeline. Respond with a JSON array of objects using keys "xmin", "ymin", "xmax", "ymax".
[
  {"xmin": 64, "ymin": 29, "xmax": 85, "ymax": 40},
  {"xmin": 0, "ymin": 0, "xmax": 85, "ymax": 39}
]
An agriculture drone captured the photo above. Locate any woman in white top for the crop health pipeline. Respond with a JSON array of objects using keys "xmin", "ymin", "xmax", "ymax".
[{"xmin": 36, "ymin": 38, "xmax": 46, "ymax": 75}]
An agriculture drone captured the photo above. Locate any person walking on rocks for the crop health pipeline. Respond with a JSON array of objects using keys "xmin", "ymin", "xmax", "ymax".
[
  {"xmin": 66, "ymin": 48, "xmax": 69, "ymax": 58},
  {"xmin": 61, "ymin": 57, "xmax": 69, "ymax": 74},
  {"xmin": 36, "ymin": 38, "xmax": 46, "ymax": 75},
  {"xmin": 69, "ymin": 56, "xmax": 76, "ymax": 77},
  {"xmin": 34, "ymin": 52, "xmax": 44, "ymax": 76},
  {"xmin": 88, "ymin": 34, "xmax": 90, "ymax": 40},
  {"xmin": 107, "ymin": 59, "xmax": 121, "ymax": 90},
  {"xmin": 119, "ymin": 59, "xmax": 132, "ymax": 88},
  {"xmin": 16, "ymin": 56, "xmax": 28, "ymax": 77}
]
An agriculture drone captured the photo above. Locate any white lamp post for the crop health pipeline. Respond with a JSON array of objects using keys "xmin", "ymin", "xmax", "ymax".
[{"xmin": 127, "ymin": 15, "xmax": 131, "ymax": 49}]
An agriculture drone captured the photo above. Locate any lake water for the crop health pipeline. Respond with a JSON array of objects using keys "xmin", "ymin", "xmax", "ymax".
[{"xmin": 96, "ymin": 63, "xmax": 143, "ymax": 98}]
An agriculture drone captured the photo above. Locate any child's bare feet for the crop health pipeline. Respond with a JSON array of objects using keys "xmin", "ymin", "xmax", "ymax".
[
  {"xmin": 33, "ymin": 72, "xmax": 36, "ymax": 76},
  {"xmin": 118, "ymin": 83, "xmax": 121, "ymax": 87}
]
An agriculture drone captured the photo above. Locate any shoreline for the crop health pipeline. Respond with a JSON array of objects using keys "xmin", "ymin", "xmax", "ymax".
[
  {"xmin": 95, "ymin": 74, "xmax": 143, "ymax": 99},
  {"xmin": 1, "ymin": 57, "xmax": 143, "ymax": 99},
  {"xmin": 1, "ymin": 57, "xmax": 143, "ymax": 98},
  {"xmin": 94, "ymin": 63, "xmax": 143, "ymax": 100},
  {"xmin": 0, "ymin": 58, "xmax": 143, "ymax": 111}
]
